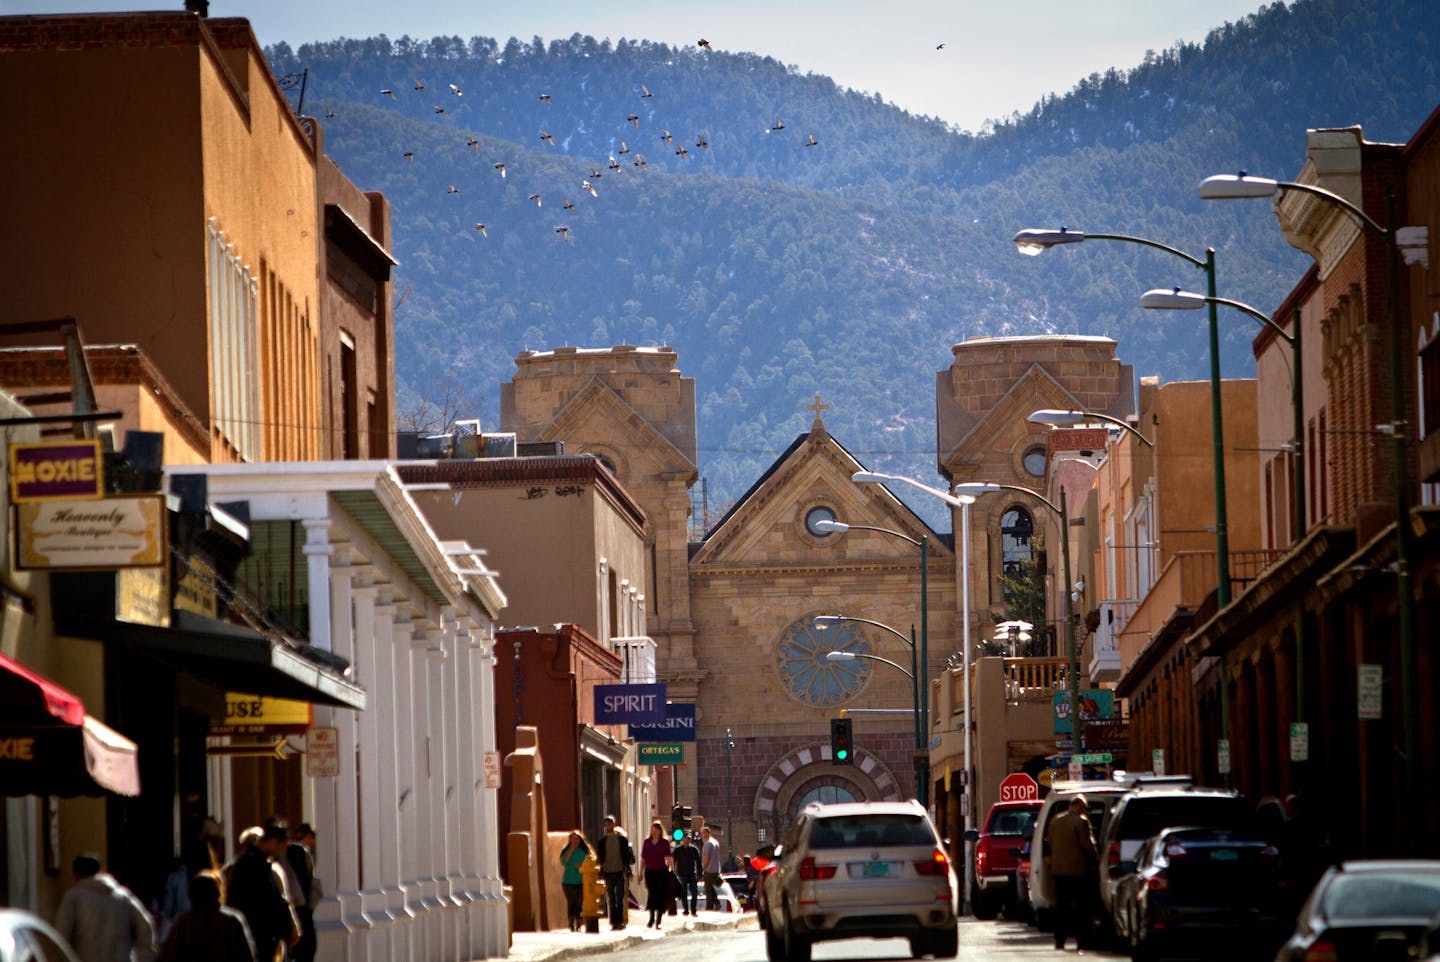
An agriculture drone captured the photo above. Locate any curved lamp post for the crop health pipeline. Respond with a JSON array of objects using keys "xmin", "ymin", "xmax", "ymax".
[
  {"xmin": 825, "ymin": 648, "xmax": 914, "ymax": 677},
  {"xmin": 955, "ymin": 480, "xmax": 1082, "ymax": 756},
  {"xmin": 1027, "ymin": 408, "xmax": 1155, "ymax": 449},
  {"xmin": 849, "ymin": 470, "xmax": 975, "ymax": 910},
  {"xmin": 1013, "ymin": 226, "xmax": 1233, "ymax": 608},
  {"xmin": 1199, "ymin": 171, "xmax": 1419, "ymax": 803},
  {"xmin": 814, "ymin": 613, "xmax": 921, "ymax": 773}
]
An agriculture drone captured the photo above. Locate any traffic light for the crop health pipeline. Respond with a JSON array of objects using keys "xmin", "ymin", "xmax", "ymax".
[
  {"xmin": 830, "ymin": 717, "xmax": 853, "ymax": 765},
  {"xmin": 670, "ymin": 804, "xmax": 692, "ymax": 841}
]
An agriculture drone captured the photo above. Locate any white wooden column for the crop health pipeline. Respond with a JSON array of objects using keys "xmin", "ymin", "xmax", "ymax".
[
  {"xmin": 439, "ymin": 612, "xmax": 464, "ymax": 962},
  {"xmin": 451, "ymin": 615, "xmax": 482, "ymax": 958},
  {"xmin": 388, "ymin": 611, "xmax": 418, "ymax": 960},
  {"xmin": 423, "ymin": 625, "xmax": 449, "ymax": 957},
  {"xmin": 406, "ymin": 619, "xmax": 436, "ymax": 960},
  {"xmin": 303, "ymin": 519, "xmax": 334, "ymax": 652},
  {"xmin": 351, "ymin": 582, "xmax": 391, "ymax": 958},
  {"xmin": 475, "ymin": 627, "xmax": 507, "ymax": 956}
]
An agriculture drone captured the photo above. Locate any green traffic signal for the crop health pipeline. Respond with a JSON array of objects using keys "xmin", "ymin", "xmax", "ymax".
[
  {"xmin": 671, "ymin": 828, "xmax": 685, "ymax": 842},
  {"xmin": 836, "ymin": 747, "xmax": 849, "ymax": 761}
]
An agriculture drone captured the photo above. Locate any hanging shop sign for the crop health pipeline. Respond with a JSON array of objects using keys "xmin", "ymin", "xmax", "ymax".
[
  {"xmin": 210, "ymin": 694, "xmax": 313, "ymax": 736},
  {"xmin": 593, "ymin": 683, "xmax": 667, "ymax": 725},
  {"xmin": 15, "ymin": 494, "xmax": 166, "ymax": 570},
  {"xmin": 8, "ymin": 440, "xmax": 103, "ymax": 502},
  {"xmin": 627, "ymin": 702, "xmax": 696, "ymax": 742}
]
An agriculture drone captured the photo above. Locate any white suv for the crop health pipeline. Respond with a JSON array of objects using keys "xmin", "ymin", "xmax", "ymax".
[{"xmin": 759, "ymin": 800, "xmax": 958, "ymax": 961}]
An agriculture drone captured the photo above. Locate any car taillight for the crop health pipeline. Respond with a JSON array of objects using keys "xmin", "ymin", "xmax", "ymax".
[
  {"xmin": 914, "ymin": 850, "xmax": 950, "ymax": 876},
  {"xmin": 1107, "ymin": 842, "xmax": 1120, "ymax": 869},
  {"xmin": 1303, "ymin": 939, "xmax": 1338, "ymax": 962},
  {"xmin": 798, "ymin": 857, "xmax": 836, "ymax": 880},
  {"xmin": 1164, "ymin": 843, "xmax": 1187, "ymax": 858},
  {"xmin": 1145, "ymin": 873, "xmax": 1168, "ymax": 892},
  {"xmin": 975, "ymin": 839, "xmax": 988, "ymax": 874}
]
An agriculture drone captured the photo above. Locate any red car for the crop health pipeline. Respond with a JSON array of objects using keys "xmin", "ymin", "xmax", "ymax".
[{"xmin": 966, "ymin": 799, "xmax": 1042, "ymax": 920}]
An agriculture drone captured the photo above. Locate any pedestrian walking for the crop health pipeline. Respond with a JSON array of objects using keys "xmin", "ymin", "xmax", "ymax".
[
  {"xmin": 224, "ymin": 827, "xmax": 296, "ymax": 962},
  {"xmin": 158, "ymin": 870, "xmax": 256, "ymax": 962},
  {"xmin": 593, "ymin": 815, "xmax": 634, "ymax": 930},
  {"xmin": 284, "ymin": 823, "xmax": 320, "ymax": 962},
  {"xmin": 700, "ymin": 826, "xmax": 723, "ymax": 911},
  {"xmin": 1044, "ymin": 795, "xmax": 1098, "ymax": 950},
  {"xmin": 640, "ymin": 821, "xmax": 672, "ymax": 930},
  {"xmin": 54, "ymin": 852, "xmax": 157, "ymax": 962},
  {"xmin": 672, "ymin": 832, "xmax": 701, "ymax": 916},
  {"xmin": 558, "ymin": 830, "xmax": 592, "ymax": 931}
]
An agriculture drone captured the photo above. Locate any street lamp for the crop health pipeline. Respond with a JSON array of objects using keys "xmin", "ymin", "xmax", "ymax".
[
  {"xmin": 1199, "ymin": 170, "xmax": 1422, "ymax": 801},
  {"xmin": 849, "ymin": 470, "xmax": 975, "ymax": 910},
  {"xmin": 725, "ymin": 727, "xmax": 735, "ymax": 867},
  {"xmin": 814, "ymin": 613, "xmax": 922, "ymax": 776},
  {"xmin": 1013, "ymin": 226, "xmax": 1233, "ymax": 607},
  {"xmin": 992, "ymin": 620, "xmax": 1033, "ymax": 657},
  {"xmin": 825, "ymin": 649, "xmax": 914, "ymax": 677},
  {"xmin": 954, "ymin": 480, "xmax": 1083, "ymax": 756},
  {"xmin": 1027, "ymin": 409, "xmax": 1155, "ymax": 449},
  {"xmin": 1141, "ymin": 287, "xmax": 1308, "ymax": 774}
]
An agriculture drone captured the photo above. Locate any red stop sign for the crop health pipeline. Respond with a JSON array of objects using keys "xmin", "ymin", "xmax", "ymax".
[{"xmin": 998, "ymin": 772, "xmax": 1039, "ymax": 802}]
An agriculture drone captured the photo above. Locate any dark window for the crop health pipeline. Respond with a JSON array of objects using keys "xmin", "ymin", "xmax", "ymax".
[
  {"xmin": 1000, "ymin": 506, "xmax": 1034, "ymax": 579},
  {"xmin": 809, "ymin": 814, "xmax": 934, "ymax": 849}
]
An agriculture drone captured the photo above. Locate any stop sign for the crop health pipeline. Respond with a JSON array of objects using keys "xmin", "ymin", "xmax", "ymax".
[{"xmin": 998, "ymin": 772, "xmax": 1039, "ymax": 802}]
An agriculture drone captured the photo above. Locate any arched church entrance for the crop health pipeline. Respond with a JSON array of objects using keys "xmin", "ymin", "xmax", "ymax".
[{"xmin": 751, "ymin": 741, "xmax": 903, "ymax": 843}]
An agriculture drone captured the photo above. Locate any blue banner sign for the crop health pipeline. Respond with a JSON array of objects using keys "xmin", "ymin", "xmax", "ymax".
[
  {"xmin": 594, "ymin": 683, "xmax": 668, "ymax": 725},
  {"xmin": 628, "ymin": 702, "xmax": 696, "ymax": 742},
  {"xmin": 1052, "ymin": 689, "xmax": 1115, "ymax": 734}
]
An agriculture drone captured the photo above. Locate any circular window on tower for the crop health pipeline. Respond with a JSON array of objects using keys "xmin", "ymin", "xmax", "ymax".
[
  {"xmin": 775, "ymin": 617, "xmax": 871, "ymax": 707},
  {"xmin": 1023, "ymin": 446, "xmax": 1048, "ymax": 477},
  {"xmin": 805, "ymin": 505, "xmax": 838, "ymax": 537}
]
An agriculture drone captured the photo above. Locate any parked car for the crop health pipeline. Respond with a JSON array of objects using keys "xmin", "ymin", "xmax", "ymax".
[
  {"xmin": 1096, "ymin": 786, "xmax": 1252, "ymax": 936},
  {"xmin": 0, "ymin": 910, "xmax": 81, "ymax": 962},
  {"xmin": 1015, "ymin": 839, "xmax": 1035, "ymax": 924},
  {"xmin": 1112, "ymin": 826, "xmax": 1288, "ymax": 961},
  {"xmin": 966, "ymin": 798, "xmax": 1041, "ymax": 920},
  {"xmin": 720, "ymin": 871, "xmax": 753, "ymax": 910},
  {"xmin": 752, "ymin": 845, "xmax": 781, "ymax": 924},
  {"xmin": 1276, "ymin": 860, "xmax": 1440, "ymax": 962},
  {"xmin": 1028, "ymin": 780, "xmax": 1135, "ymax": 932},
  {"xmin": 760, "ymin": 799, "xmax": 958, "ymax": 962}
]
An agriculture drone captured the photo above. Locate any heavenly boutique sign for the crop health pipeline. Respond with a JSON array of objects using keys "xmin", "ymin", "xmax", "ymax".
[{"xmin": 15, "ymin": 495, "xmax": 166, "ymax": 569}]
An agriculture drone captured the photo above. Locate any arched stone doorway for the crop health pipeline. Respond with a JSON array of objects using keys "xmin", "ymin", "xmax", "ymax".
[{"xmin": 751, "ymin": 741, "xmax": 903, "ymax": 843}]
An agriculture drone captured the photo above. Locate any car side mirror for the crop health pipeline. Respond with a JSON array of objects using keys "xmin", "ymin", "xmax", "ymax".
[{"xmin": 963, "ymin": 830, "xmax": 979, "ymax": 843}]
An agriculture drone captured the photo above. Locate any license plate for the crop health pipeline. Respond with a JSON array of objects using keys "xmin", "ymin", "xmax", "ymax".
[
  {"xmin": 862, "ymin": 862, "xmax": 892, "ymax": 877},
  {"xmin": 1210, "ymin": 849, "xmax": 1238, "ymax": 861}
]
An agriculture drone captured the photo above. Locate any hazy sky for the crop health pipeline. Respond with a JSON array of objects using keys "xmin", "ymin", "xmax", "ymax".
[{"xmin": 2, "ymin": 0, "xmax": 1269, "ymax": 130}]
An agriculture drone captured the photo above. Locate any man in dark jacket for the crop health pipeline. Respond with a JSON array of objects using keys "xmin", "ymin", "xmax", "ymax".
[
  {"xmin": 1045, "ymin": 795, "xmax": 1099, "ymax": 951},
  {"xmin": 159, "ymin": 871, "xmax": 255, "ymax": 962},
  {"xmin": 594, "ymin": 815, "xmax": 634, "ymax": 930},
  {"xmin": 225, "ymin": 827, "xmax": 295, "ymax": 961},
  {"xmin": 671, "ymin": 833, "xmax": 702, "ymax": 916}
]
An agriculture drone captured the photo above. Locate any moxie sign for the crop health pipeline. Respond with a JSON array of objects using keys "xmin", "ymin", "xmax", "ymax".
[
  {"xmin": 9, "ymin": 440, "xmax": 103, "ymax": 502},
  {"xmin": 593, "ymin": 683, "xmax": 668, "ymax": 725}
]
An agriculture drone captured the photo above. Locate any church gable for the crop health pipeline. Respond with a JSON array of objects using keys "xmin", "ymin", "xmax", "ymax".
[
  {"xmin": 940, "ymin": 364, "xmax": 1082, "ymax": 478},
  {"xmin": 537, "ymin": 376, "xmax": 696, "ymax": 483},
  {"xmin": 693, "ymin": 423, "xmax": 947, "ymax": 570}
]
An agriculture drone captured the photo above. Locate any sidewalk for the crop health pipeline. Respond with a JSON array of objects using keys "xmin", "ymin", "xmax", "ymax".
[{"xmin": 503, "ymin": 908, "xmax": 758, "ymax": 962}]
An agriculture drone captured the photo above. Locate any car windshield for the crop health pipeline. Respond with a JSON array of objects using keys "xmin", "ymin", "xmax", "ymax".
[
  {"xmin": 809, "ymin": 814, "xmax": 934, "ymax": 849},
  {"xmin": 1117, "ymin": 796, "xmax": 1250, "ymax": 838},
  {"xmin": 990, "ymin": 810, "xmax": 1037, "ymax": 836},
  {"xmin": 1321, "ymin": 871, "xmax": 1440, "ymax": 920}
]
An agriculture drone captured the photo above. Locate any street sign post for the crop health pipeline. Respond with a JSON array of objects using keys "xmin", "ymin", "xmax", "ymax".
[
  {"xmin": 1217, "ymin": 739, "xmax": 1231, "ymax": 775},
  {"xmin": 1152, "ymin": 748, "xmax": 1166, "ymax": 776},
  {"xmin": 1289, "ymin": 723, "xmax": 1309, "ymax": 761},
  {"xmin": 1357, "ymin": 664, "xmax": 1383, "ymax": 720},
  {"xmin": 1071, "ymin": 752, "xmax": 1112, "ymax": 765},
  {"xmin": 998, "ymin": 772, "xmax": 1039, "ymax": 802}
]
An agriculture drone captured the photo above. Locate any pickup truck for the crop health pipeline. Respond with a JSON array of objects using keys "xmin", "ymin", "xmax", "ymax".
[{"xmin": 967, "ymin": 799, "xmax": 1041, "ymax": 920}]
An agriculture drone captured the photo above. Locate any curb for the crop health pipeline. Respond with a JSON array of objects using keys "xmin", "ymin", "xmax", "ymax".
[{"xmin": 505, "ymin": 912, "xmax": 757, "ymax": 962}]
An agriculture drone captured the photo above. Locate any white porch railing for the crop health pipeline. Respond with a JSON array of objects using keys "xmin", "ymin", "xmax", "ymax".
[
  {"xmin": 611, "ymin": 635, "xmax": 657, "ymax": 684},
  {"xmin": 1090, "ymin": 599, "xmax": 1138, "ymax": 683}
]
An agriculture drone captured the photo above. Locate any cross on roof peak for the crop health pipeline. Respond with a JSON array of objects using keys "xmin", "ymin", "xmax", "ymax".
[{"xmin": 806, "ymin": 394, "xmax": 829, "ymax": 427}]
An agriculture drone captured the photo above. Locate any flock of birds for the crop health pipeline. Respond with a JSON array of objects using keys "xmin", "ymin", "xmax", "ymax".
[{"xmin": 340, "ymin": 38, "xmax": 837, "ymax": 242}]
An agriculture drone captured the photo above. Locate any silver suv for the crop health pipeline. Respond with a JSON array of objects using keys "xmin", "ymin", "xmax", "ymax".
[{"xmin": 759, "ymin": 800, "xmax": 958, "ymax": 961}]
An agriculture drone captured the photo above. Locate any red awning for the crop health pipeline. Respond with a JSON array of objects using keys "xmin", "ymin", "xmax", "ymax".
[
  {"xmin": 0, "ymin": 653, "xmax": 139, "ymax": 797},
  {"xmin": 0, "ymin": 652, "xmax": 85, "ymax": 727}
]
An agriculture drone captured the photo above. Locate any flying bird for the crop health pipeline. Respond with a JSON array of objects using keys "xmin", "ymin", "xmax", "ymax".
[
  {"xmin": 582, "ymin": 179, "xmax": 597, "ymax": 198},
  {"xmin": 381, "ymin": 89, "xmax": 397, "ymax": 100},
  {"xmin": 325, "ymin": 106, "xmax": 335, "ymax": 118},
  {"xmin": 540, "ymin": 131, "xmax": 555, "ymax": 146},
  {"xmin": 771, "ymin": 116, "xmax": 785, "ymax": 132},
  {"xmin": 562, "ymin": 198, "xmax": 576, "ymax": 211},
  {"xmin": 474, "ymin": 223, "xmax": 488, "ymax": 237},
  {"xmin": 449, "ymin": 83, "xmax": 463, "ymax": 96},
  {"xmin": 528, "ymin": 193, "xmax": 543, "ymax": 207},
  {"xmin": 659, "ymin": 129, "xmax": 673, "ymax": 144},
  {"xmin": 447, "ymin": 184, "xmax": 461, "ymax": 194},
  {"xmin": 697, "ymin": 38, "xmax": 712, "ymax": 50},
  {"xmin": 696, "ymin": 134, "xmax": 709, "ymax": 148},
  {"xmin": 494, "ymin": 163, "xmax": 507, "ymax": 178},
  {"xmin": 618, "ymin": 140, "xmax": 632, "ymax": 154},
  {"xmin": 608, "ymin": 156, "xmax": 622, "ymax": 172},
  {"xmin": 627, "ymin": 114, "xmax": 640, "ymax": 128},
  {"xmin": 936, "ymin": 42, "xmax": 946, "ymax": 50},
  {"xmin": 539, "ymin": 92, "xmax": 553, "ymax": 104},
  {"xmin": 589, "ymin": 167, "xmax": 604, "ymax": 180},
  {"xmin": 639, "ymin": 84, "xmax": 653, "ymax": 98},
  {"xmin": 674, "ymin": 145, "xmax": 689, "ymax": 159},
  {"xmin": 414, "ymin": 80, "xmax": 426, "ymax": 91},
  {"xmin": 633, "ymin": 154, "xmax": 648, "ymax": 169},
  {"xmin": 805, "ymin": 134, "xmax": 819, "ymax": 147},
  {"xmin": 466, "ymin": 136, "xmax": 480, "ymax": 151},
  {"xmin": 402, "ymin": 151, "xmax": 414, "ymax": 163},
  {"xmin": 433, "ymin": 105, "xmax": 447, "ymax": 115},
  {"xmin": 554, "ymin": 226, "xmax": 570, "ymax": 239}
]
